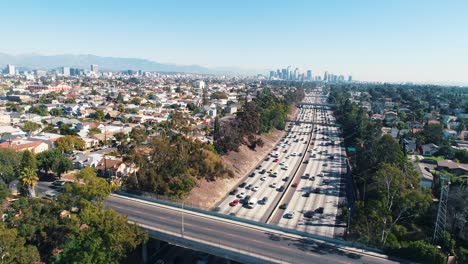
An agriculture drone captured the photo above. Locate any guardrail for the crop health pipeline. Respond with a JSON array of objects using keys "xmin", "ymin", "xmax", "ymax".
[{"xmin": 114, "ymin": 189, "xmax": 386, "ymax": 256}]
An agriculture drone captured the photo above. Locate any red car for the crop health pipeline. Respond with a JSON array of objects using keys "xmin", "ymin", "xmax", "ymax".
[
  {"xmin": 273, "ymin": 158, "xmax": 279, "ymax": 162},
  {"xmin": 292, "ymin": 182, "xmax": 298, "ymax": 188},
  {"xmin": 274, "ymin": 147, "xmax": 279, "ymax": 151},
  {"xmin": 229, "ymin": 199, "xmax": 239, "ymax": 206}
]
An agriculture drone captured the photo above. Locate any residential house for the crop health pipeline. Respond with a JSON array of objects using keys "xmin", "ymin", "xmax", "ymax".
[
  {"xmin": 416, "ymin": 162, "xmax": 435, "ymax": 188},
  {"xmin": 422, "ymin": 143, "xmax": 439, "ymax": 156},
  {"xmin": 436, "ymin": 160, "xmax": 468, "ymax": 176},
  {"xmin": 0, "ymin": 139, "xmax": 49, "ymax": 154}
]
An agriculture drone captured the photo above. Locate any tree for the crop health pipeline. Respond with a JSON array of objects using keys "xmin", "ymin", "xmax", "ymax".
[
  {"xmin": 37, "ymin": 149, "xmax": 62, "ymax": 176},
  {"xmin": 424, "ymin": 123, "xmax": 443, "ymax": 145},
  {"xmin": 52, "ymin": 156, "xmax": 73, "ymax": 179},
  {"xmin": 88, "ymin": 127, "xmax": 101, "ymax": 137},
  {"xmin": 0, "ymin": 224, "xmax": 41, "ymax": 263},
  {"xmin": 20, "ymin": 150, "xmax": 37, "ymax": 171},
  {"xmin": 95, "ymin": 110, "xmax": 105, "ymax": 121},
  {"xmin": 129, "ymin": 127, "xmax": 147, "ymax": 145},
  {"xmin": 18, "ymin": 167, "xmax": 39, "ymax": 197},
  {"xmin": 22, "ymin": 121, "xmax": 41, "ymax": 134},
  {"xmin": 27, "ymin": 105, "xmax": 48, "ymax": 116},
  {"xmin": 56, "ymin": 135, "xmax": 85, "ymax": 153},
  {"xmin": 68, "ymin": 167, "xmax": 113, "ymax": 204},
  {"xmin": 59, "ymin": 123, "xmax": 77, "ymax": 136},
  {"xmin": 116, "ymin": 92, "xmax": 124, "ymax": 103},
  {"xmin": 49, "ymin": 108, "xmax": 64, "ymax": 116},
  {"xmin": 0, "ymin": 149, "xmax": 21, "ymax": 183}
]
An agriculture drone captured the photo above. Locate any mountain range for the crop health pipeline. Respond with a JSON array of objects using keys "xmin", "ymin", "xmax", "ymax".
[{"xmin": 0, "ymin": 53, "xmax": 254, "ymax": 75}]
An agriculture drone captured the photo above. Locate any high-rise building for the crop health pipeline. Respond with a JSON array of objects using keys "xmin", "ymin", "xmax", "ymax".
[
  {"xmin": 90, "ymin": 64, "xmax": 99, "ymax": 73},
  {"xmin": 348, "ymin": 75, "xmax": 353, "ymax": 82},
  {"xmin": 281, "ymin": 69, "xmax": 288, "ymax": 80},
  {"xmin": 293, "ymin": 68, "xmax": 299, "ymax": 80},
  {"xmin": 324, "ymin": 71, "xmax": 328, "ymax": 82},
  {"xmin": 6, "ymin": 64, "xmax": 15, "ymax": 75},
  {"xmin": 269, "ymin": 71, "xmax": 275, "ymax": 79},
  {"xmin": 61, "ymin": 67, "xmax": 70, "ymax": 76},
  {"xmin": 306, "ymin": 70, "xmax": 312, "ymax": 80},
  {"xmin": 287, "ymin": 66, "xmax": 291, "ymax": 80}
]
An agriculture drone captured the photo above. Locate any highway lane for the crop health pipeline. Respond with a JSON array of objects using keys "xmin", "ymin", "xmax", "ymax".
[
  {"xmin": 106, "ymin": 195, "xmax": 400, "ymax": 264},
  {"xmin": 217, "ymin": 90, "xmax": 348, "ymax": 239},
  {"xmin": 217, "ymin": 107, "xmax": 316, "ymax": 222}
]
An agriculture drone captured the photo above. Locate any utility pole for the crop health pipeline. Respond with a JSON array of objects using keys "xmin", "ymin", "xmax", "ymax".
[
  {"xmin": 181, "ymin": 202, "xmax": 185, "ymax": 238},
  {"xmin": 433, "ymin": 175, "xmax": 450, "ymax": 244}
]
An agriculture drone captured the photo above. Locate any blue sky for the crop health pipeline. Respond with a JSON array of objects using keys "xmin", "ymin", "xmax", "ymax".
[{"xmin": 1, "ymin": 0, "xmax": 468, "ymax": 84}]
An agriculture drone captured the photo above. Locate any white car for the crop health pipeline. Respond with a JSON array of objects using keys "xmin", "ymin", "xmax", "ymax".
[
  {"xmin": 270, "ymin": 182, "xmax": 277, "ymax": 188},
  {"xmin": 285, "ymin": 211, "xmax": 295, "ymax": 219},
  {"xmin": 279, "ymin": 161, "xmax": 286, "ymax": 166},
  {"xmin": 291, "ymin": 152, "xmax": 297, "ymax": 156},
  {"xmin": 237, "ymin": 192, "xmax": 246, "ymax": 199},
  {"xmin": 252, "ymin": 186, "xmax": 259, "ymax": 192},
  {"xmin": 260, "ymin": 176, "xmax": 267, "ymax": 181},
  {"xmin": 282, "ymin": 165, "xmax": 289, "ymax": 170}
]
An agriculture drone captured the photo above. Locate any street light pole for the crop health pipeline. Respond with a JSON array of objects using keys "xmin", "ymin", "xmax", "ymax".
[
  {"xmin": 347, "ymin": 207, "xmax": 351, "ymax": 238},
  {"xmin": 181, "ymin": 202, "xmax": 185, "ymax": 238}
]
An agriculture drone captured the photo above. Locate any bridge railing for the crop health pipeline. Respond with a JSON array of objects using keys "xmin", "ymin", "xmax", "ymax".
[{"xmin": 114, "ymin": 189, "xmax": 384, "ymax": 255}]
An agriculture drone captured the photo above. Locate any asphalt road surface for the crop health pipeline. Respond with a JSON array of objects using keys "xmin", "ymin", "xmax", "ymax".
[{"xmin": 106, "ymin": 195, "xmax": 400, "ymax": 264}]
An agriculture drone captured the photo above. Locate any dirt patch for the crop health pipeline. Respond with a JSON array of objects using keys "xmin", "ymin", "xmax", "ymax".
[{"xmin": 184, "ymin": 106, "xmax": 298, "ymax": 210}]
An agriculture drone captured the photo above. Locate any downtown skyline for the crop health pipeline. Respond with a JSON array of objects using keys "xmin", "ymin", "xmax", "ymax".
[{"xmin": 1, "ymin": 0, "xmax": 468, "ymax": 85}]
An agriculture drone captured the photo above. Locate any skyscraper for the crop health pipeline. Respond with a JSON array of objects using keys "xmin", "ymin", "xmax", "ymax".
[
  {"xmin": 282, "ymin": 69, "xmax": 288, "ymax": 80},
  {"xmin": 91, "ymin": 64, "xmax": 99, "ymax": 73},
  {"xmin": 6, "ymin": 64, "xmax": 15, "ymax": 75},
  {"xmin": 306, "ymin": 70, "xmax": 312, "ymax": 80},
  {"xmin": 324, "ymin": 71, "xmax": 328, "ymax": 82},
  {"xmin": 287, "ymin": 66, "xmax": 291, "ymax": 80},
  {"xmin": 61, "ymin": 67, "xmax": 70, "ymax": 76},
  {"xmin": 348, "ymin": 75, "xmax": 353, "ymax": 82},
  {"xmin": 293, "ymin": 68, "xmax": 299, "ymax": 80}
]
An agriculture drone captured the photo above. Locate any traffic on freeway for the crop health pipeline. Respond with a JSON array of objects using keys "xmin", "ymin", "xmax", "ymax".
[{"xmin": 216, "ymin": 88, "xmax": 347, "ymax": 238}]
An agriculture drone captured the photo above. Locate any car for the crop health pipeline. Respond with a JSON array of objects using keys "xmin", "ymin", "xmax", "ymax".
[
  {"xmin": 302, "ymin": 192, "xmax": 310, "ymax": 197},
  {"xmin": 240, "ymin": 195, "xmax": 251, "ymax": 205},
  {"xmin": 252, "ymin": 186, "xmax": 259, "ymax": 192},
  {"xmin": 259, "ymin": 196, "xmax": 268, "ymax": 204},
  {"xmin": 277, "ymin": 185, "xmax": 285, "ymax": 192},
  {"xmin": 279, "ymin": 203, "xmax": 288, "ymax": 209},
  {"xmin": 314, "ymin": 188, "xmax": 321, "ymax": 194},
  {"xmin": 274, "ymin": 147, "xmax": 279, "ymax": 151},
  {"xmin": 282, "ymin": 165, "xmax": 289, "ymax": 170},
  {"xmin": 265, "ymin": 157, "xmax": 270, "ymax": 161},
  {"xmin": 260, "ymin": 169, "xmax": 266, "ymax": 174},
  {"xmin": 44, "ymin": 191, "xmax": 57, "ymax": 200},
  {"xmin": 270, "ymin": 182, "xmax": 277, "ymax": 188},
  {"xmin": 282, "ymin": 176, "xmax": 289, "ymax": 182},
  {"xmin": 323, "ymin": 163, "xmax": 328, "ymax": 167},
  {"xmin": 292, "ymin": 182, "xmax": 298, "ymax": 188},
  {"xmin": 272, "ymin": 170, "xmax": 279, "ymax": 176},
  {"xmin": 285, "ymin": 211, "xmax": 295, "ymax": 219},
  {"xmin": 319, "ymin": 172, "xmax": 324, "ymax": 177},
  {"xmin": 304, "ymin": 210, "xmax": 314, "ymax": 218},
  {"xmin": 273, "ymin": 158, "xmax": 279, "ymax": 162},
  {"xmin": 245, "ymin": 184, "xmax": 252, "ymax": 190},
  {"xmin": 237, "ymin": 192, "xmax": 246, "ymax": 199},
  {"xmin": 329, "ymin": 155, "xmax": 334, "ymax": 160},
  {"xmin": 268, "ymin": 169, "xmax": 273, "ymax": 174},
  {"xmin": 52, "ymin": 180, "xmax": 66, "ymax": 187},
  {"xmin": 249, "ymin": 172, "xmax": 256, "ymax": 177},
  {"xmin": 303, "ymin": 160, "xmax": 309, "ymax": 164},
  {"xmin": 291, "ymin": 152, "xmax": 297, "ymax": 156},
  {"xmin": 315, "ymin": 207, "xmax": 324, "ymax": 214},
  {"xmin": 239, "ymin": 182, "xmax": 247, "ymax": 188},
  {"xmin": 256, "ymin": 165, "xmax": 262, "ymax": 170},
  {"xmin": 279, "ymin": 161, "xmax": 285, "ymax": 166},
  {"xmin": 229, "ymin": 199, "xmax": 239, "ymax": 206},
  {"xmin": 310, "ymin": 176, "xmax": 316, "ymax": 181},
  {"xmin": 260, "ymin": 176, "xmax": 267, "ymax": 181},
  {"xmin": 229, "ymin": 188, "xmax": 239, "ymax": 195},
  {"xmin": 301, "ymin": 174, "xmax": 308, "ymax": 179}
]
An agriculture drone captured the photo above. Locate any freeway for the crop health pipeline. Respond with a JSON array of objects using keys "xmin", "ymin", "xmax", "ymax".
[
  {"xmin": 216, "ymin": 89, "xmax": 348, "ymax": 238},
  {"xmin": 106, "ymin": 194, "xmax": 400, "ymax": 264}
]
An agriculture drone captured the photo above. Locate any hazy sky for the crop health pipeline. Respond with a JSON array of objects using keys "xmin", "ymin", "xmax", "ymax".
[{"xmin": 1, "ymin": 0, "xmax": 468, "ymax": 84}]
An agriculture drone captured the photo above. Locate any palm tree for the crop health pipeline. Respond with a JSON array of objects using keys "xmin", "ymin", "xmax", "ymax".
[{"xmin": 19, "ymin": 167, "xmax": 39, "ymax": 198}]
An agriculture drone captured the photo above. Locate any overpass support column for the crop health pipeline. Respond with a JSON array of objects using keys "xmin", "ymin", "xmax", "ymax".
[{"xmin": 142, "ymin": 240, "xmax": 148, "ymax": 264}]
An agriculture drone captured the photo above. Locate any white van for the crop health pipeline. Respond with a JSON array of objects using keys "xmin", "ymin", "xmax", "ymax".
[{"xmin": 247, "ymin": 197, "xmax": 258, "ymax": 208}]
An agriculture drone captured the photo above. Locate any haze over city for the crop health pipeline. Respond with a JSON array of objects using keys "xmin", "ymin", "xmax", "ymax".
[{"xmin": 1, "ymin": 0, "xmax": 468, "ymax": 84}]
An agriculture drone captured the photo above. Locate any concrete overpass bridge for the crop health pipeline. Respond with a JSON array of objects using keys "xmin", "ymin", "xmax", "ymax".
[
  {"xmin": 287, "ymin": 119, "xmax": 338, "ymax": 127},
  {"xmin": 107, "ymin": 194, "xmax": 404, "ymax": 264},
  {"xmin": 297, "ymin": 102, "xmax": 335, "ymax": 108}
]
